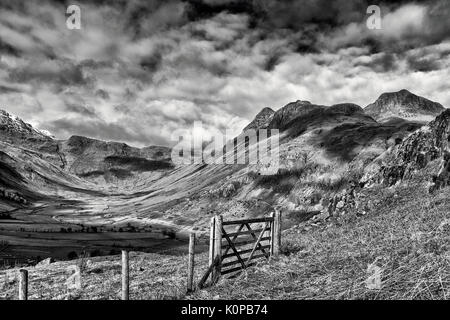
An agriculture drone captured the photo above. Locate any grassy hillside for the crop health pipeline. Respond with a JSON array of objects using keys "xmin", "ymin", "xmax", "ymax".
[{"xmin": 194, "ymin": 173, "xmax": 449, "ymax": 300}]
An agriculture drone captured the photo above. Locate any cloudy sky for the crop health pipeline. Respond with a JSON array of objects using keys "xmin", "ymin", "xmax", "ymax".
[{"xmin": 0, "ymin": 0, "xmax": 449, "ymax": 147}]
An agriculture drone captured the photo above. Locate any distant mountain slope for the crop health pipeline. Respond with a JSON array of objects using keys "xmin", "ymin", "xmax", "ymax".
[
  {"xmin": 60, "ymin": 135, "xmax": 172, "ymax": 177},
  {"xmin": 0, "ymin": 108, "xmax": 174, "ymax": 212},
  {"xmin": 365, "ymin": 89, "xmax": 444, "ymax": 123}
]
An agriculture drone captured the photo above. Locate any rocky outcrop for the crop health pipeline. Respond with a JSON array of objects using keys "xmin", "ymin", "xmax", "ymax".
[
  {"xmin": 372, "ymin": 109, "xmax": 450, "ymax": 191},
  {"xmin": 209, "ymin": 179, "xmax": 245, "ymax": 198},
  {"xmin": 243, "ymin": 107, "xmax": 275, "ymax": 132},
  {"xmin": 0, "ymin": 187, "xmax": 28, "ymax": 204},
  {"xmin": 364, "ymin": 89, "xmax": 444, "ymax": 123}
]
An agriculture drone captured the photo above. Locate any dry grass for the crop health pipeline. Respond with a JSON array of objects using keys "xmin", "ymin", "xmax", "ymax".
[
  {"xmin": 0, "ymin": 251, "xmax": 210, "ymax": 300},
  {"xmin": 192, "ymin": 181, "xmax": 450, "ymax": 300}
]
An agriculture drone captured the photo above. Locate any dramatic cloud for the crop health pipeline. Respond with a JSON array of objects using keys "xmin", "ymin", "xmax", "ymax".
[{"xmin": 0, "ymin": 0, "xmax": 449, "ymax": 147}]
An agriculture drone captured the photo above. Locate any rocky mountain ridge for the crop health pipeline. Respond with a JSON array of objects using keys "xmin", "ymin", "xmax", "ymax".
[{"xmin": 364, "ymin": 89, "xmax": 444, "ymax": 123}]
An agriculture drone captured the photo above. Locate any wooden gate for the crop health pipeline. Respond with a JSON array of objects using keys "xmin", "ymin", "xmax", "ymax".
[{"xmin": 198, "ymin": 211, "xmax": 281, "ymax": 288}]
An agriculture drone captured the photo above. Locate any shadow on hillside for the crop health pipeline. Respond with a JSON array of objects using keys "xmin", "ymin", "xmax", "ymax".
[{"xmin": 317, "ymin": 121, "xmax": 422, "ymax": 162}]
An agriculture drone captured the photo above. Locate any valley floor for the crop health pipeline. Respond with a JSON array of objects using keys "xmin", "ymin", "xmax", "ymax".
[{"xmin": 1, "ymin": 179, "xmax": 449, "ymax": 300}]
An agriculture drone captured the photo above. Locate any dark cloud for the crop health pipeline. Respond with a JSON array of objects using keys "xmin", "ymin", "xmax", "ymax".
[
  {"xmin": 114, "ymin": 104, "xmax": 131, "ymax": 114},
  {"xmin": 0, "ymin": 38, "xmax": 20, "ymax": 56},
  {"xmin": 355, "ymin": 52, "xmax": 399, "ymax": 73},
  {"xmin": 263, "ymin": 54, "xmax": 281, "ymax": 72},
  {"xmin": 95, "ymin": 89, "xmax": 110, "ymax": 100},
  {"xmin": 139, "ymin": 52, "xmax": 163, "ymax": 73},
  {"xmin": 8, "ymin": 60, "xmax": 94, "ymax": 91},
  {"xmin": 0, "ymin": 85, "xmax": 22, "ymax": 94},
  {"xmin": 407, "ymin": 56, "xmax": 442, "ymax": 72},
  {"xmin": 185, "ymin": 0, "xmax": 257, "ymax": 21},
  {"xmin": 65, "ymin": 103, "xmax": 97, "ymax": 117},
  {"xmin": 425, "ymin": 0, "xmax": 450, "ymax": 43},
  {"xmin": 79, "ymin": 59, "xmax": 113, "ymax": 69}
]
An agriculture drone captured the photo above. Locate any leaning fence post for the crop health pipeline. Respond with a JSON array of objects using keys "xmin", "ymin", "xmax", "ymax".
[
  {"xmin": 121, "ymin": 250, "xmax": 129, "ymax": 300},
  {"xmin": 271, "ymin": 210, "xmax": 282, "ymax": 256},
  {"xmin": 208, "ymin": 216, "xmax": 215, "ymax": 267},
  {"xmin": 187, "ymin": 233, "xmax": 196, "ymax": 293},
  {"xmin": 19, "ymin": 269, "xmax": 28, "ymax": 300},
  {"xmin": 212, "ymin": 215, "xmax": 223, "ymax": 283}
]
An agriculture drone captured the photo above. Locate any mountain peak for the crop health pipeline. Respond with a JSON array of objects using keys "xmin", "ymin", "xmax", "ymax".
[
  {"xmin": 268, "ymin": 100, "xmax": 323, "ymax": 129},
  {"xmin": 365, "ymin": 90, "xmax": 444, "ymax": 123},
  {"xmin": 0, "ymin": 108, "xmax": 53, "ymax": 142},
  {"xmin": 243, "ymin": 107, "xmax": 275, "ymax": 131},
  {"xmin": 379, "ymin": 89, "xmax": 414, "ymax": 99},
  {"xmin": 399, "ymin": 88, "xmax": 411, "ymax": 94}
]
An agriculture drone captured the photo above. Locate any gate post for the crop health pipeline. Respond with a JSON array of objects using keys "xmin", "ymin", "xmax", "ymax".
[
  {"xmin": 208, "ymin": 216, "xmax": 215, "ymax": 267},
  {"xmin": 187, "ymin": 233, "xmax": 196, "ymax": 293},
  {"xmin": 212, "ymin": 215, "xmax": 222, "ymax": 283},
  {"xmin": 271, "ymin": 210, "xmax": 282, "ymax": 256},
  {"xmin": 121, "ymin": 250, "xmax": 129, "ymax": 300},
  {"xmin": 19, "ymin": 269, "xmax": 28, "ymax": 300}
]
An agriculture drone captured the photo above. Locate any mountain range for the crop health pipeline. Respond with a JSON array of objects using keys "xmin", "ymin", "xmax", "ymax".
[{"xmin": 0, "ymin": 89, "xmax": 448, "ymax": 260}]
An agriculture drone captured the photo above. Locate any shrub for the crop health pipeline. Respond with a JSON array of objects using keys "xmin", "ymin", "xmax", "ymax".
[
  {"xmin": 250, "ymin": 164, "xmax": 317, "ymax": 187},
  {"xmin": 316, "ymin": 175, "xmax": 348, "ymax": 192},
  {"xmin": 90, "ymin": 249, "xmax": 102, "ymax": 257},
  {"xmin": 162, "ymin": 229, "xmax": 176, "ymax": 239},
  {"xmin": 315, "ymin": 167, "xmax": 364, "ymax": 192},
  {"xmin": 273, "ymin": 179, "xmax": 296, "ymax": 194},
  {"xmin": 280, "ymin": 241, "xmax": 305, "ymax": 256},
  {"xmin": 109, "ymin": 249, "xmax": 121, "ymax": 255}
]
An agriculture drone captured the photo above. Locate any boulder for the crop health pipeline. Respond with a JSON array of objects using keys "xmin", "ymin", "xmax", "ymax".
[{"xmin": 36, "ymin": 257, "xmax": 54, "ymax": 267}]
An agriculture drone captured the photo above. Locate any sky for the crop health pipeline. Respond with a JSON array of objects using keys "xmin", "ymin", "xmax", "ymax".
[{"xmin": 0, "ymin": 0, "xmax": 449, "ymax": 147}]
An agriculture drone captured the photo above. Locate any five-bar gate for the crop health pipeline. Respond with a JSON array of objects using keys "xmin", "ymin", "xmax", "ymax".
[{"xmin": 198, "ymin": 211, "xmax": 281, "ymax": 288}]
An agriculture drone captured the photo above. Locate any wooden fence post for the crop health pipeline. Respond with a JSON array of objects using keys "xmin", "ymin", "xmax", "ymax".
[
  {"xmin": 271, "ymin": 210, "xmax": 282, "ymax": 256},
  {"xmin": 19, "ymin": 269, "xmax": 28, "ymax": 300},
  {"xmin": 121, "ymin": 250, "xmax": 129, "ymax": 300},
  {"xmin": 270, "ymin": 212, "xmax": 275, "ymax": 256},
  {"xmin": 208, "ymin": 216, "xmax": 215, "ymax": 267},
  {"xmin": 212, "ymin": 215, "xmax": 223, "ymax": 283},
  {"xmin": 187, "ymin": 233, "xmax": 196, "ymax": 293}
]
